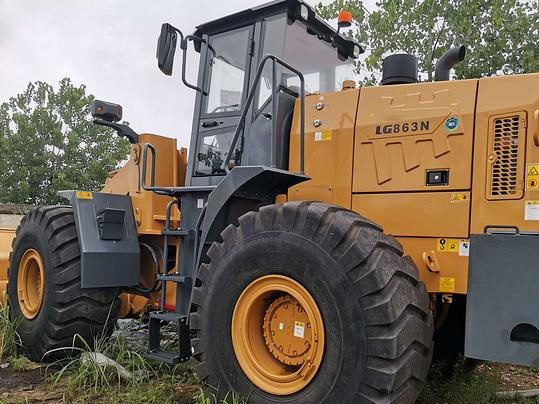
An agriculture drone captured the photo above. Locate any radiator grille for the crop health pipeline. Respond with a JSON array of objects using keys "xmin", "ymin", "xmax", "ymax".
[{"xmin": 488, "ymin": 114, "xmax": 525, "ymax": 200}]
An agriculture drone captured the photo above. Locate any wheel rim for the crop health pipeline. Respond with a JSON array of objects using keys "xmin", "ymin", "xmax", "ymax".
[
  {"xmin": 231, "ymin": 275, "xmax": 325, "ymax": 395},
  {"xmin": 17, "ymin": 249, "xmax": 45, "ymax": 320}
]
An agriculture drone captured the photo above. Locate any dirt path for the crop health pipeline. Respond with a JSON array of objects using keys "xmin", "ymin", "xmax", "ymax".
[{"xmin": 0, "ymin": 367, "xmax": 65, "ymax": 403}]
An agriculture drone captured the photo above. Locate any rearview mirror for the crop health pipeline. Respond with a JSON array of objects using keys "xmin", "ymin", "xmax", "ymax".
[{"xmin": 156, "ymin": 23, "xmax": 178, "ymax": 76}]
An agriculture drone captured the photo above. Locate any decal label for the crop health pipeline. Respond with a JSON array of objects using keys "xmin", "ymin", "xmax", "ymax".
[
  {"xmin": 525, "ymin": 201, "xmax": 539, "ymax": 221},
  {"xmin": 445, "ymin": 117, "xmax": 459, "ymax": 131},
  {"xmin": 76, "ymin": 191, "xmax": 93, "ymax": 199},
  {"xmin": 315, "ymin": 131, "xmax": 332, "ymax": 141},
  {"xmin": 437, "ymin": 238, "xmax": 469, "ymax": 254},
  {"xmin": 459, "ymin": 241, "xmax": 470, "ymax": 257},
  {"xmin": 451, "ymin": 192, "xmax": 469, "ymax": 203},
  {"xmin": 375, "ymin": 120, "xmax": 429, "ymax": 135},
  {"xmin": 527, "ymin": 164, "xmax": 539, "ymax": 190},
  {"xmin": 439, "ymin": 277, "xmax": 456, "ymax": 293},
  {"xmin": 294, "ymin": 321, "xmax": 305, "ymax": 339}
]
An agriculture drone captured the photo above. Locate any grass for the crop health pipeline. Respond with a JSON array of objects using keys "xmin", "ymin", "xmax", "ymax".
[
  {"xmin": 192, "ymin": 387, "xmax": 249, "ymax": 404},
  {"xmin": 44, "ymin": 330, "xmax": 198, "ymax": 403},
  {"xmin": 3, "ymin": 309, "xmax": 539, "ymax": 404},
  {"xmin": 418, "ymin": 358, "xmax": 539, "ymax": 404},
  {"xmin": 0, "ymin": 305, "xmax": 20, "ymax": 361}
]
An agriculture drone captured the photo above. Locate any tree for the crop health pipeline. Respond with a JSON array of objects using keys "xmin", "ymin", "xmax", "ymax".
[
  {"xmin": 0, "ymin": 78, "xmax": 130, "ymax": 205},
  {"xmin": 317, "ymin": 0, "xmax": 539, "ymax": 83}
]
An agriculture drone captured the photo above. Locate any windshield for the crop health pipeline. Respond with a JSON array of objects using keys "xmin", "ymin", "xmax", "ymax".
[
  {"xmin": 205, "ymin": 26, "xmax": 251, "ymax": 115},
  {"xmin": 257, "ymin": 16, "xmax": 356, "ymax": 108}
]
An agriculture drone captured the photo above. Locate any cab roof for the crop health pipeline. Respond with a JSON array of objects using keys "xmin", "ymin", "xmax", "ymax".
[{"xmin": 193, "ymin": 0, "xmax": 363, "ymax": 60}]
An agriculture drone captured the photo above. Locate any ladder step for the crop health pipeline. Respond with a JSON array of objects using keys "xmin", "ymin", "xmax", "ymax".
[
  {"xmin": 162, "ymin": 229, "xmax": 190, "ymax": 236},
  {"xmin": 146, "ymin": 350, "xmax": 187, "ymax": 364},
  {"xmin": 149, "ymin": 311, "xmax": 186, "ymax": 322},
  {"xmin": 156, "ymin": 274, "xmax": 186, "ymax": 283}
]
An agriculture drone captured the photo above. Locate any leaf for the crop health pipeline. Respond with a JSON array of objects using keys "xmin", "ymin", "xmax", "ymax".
[
  {"xmin": 318, "ymin": 0, "xmax": 539, "ymax": 84},
  {"xmin": 0, "ymin": 78, "xmax": 130, "ymax": 205}
]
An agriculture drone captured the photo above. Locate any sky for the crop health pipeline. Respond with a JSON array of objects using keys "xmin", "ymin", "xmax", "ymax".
[{"xmin": 0, "ymin": 0, "xmax": 377, "ymax": 148}]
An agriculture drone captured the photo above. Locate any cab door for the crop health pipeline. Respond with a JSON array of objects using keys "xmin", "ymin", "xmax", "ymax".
[{"xmin": 191, "ymin": 25, "xmax": 254, "ymax": 185}]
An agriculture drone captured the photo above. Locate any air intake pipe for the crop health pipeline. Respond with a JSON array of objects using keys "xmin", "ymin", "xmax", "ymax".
[{"xmin": 434, "ymin": 46, "xmax": 466, "ymax": 81}]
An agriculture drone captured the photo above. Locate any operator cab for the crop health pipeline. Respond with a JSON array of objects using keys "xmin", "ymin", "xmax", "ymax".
[{"xmin": 158, "ymin": 0, "xmax": 362, "ymax": 186}]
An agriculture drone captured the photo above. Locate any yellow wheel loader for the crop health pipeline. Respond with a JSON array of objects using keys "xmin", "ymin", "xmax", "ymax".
[{"xmin": 2, "ymin": 1, "xmax": 539, "ymax": 403}]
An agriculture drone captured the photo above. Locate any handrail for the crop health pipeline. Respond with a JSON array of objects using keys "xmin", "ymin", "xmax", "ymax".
[
  {"xmin": 141, "ymin": 143, "xmax": 215, "ymax": 196},
  {"xmin": 181, "ymin": 34, "xmax": 215, "ymax": 96},
  {"xmin": 223, "ymin": 54, "xmax": 306, "ymax": 175},
  {"xmin": 166, "ymin": 27, "xmax": 215, "ymax": 96}
]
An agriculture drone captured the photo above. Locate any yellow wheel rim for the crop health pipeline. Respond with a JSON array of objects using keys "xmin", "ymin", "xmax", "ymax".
[
  {"xmin": 231, "ymin": 275, "xmax": 325, "ymax": 396},
  {"xmin": 17, "ymin": 249, "xmax": 45, "ymax": 320}
]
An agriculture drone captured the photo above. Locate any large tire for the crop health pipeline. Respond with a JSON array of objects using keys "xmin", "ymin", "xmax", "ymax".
[
  {"xmin": 191, "ymin": 202, "xmax": 434, "ymax": 404},
  {"xmin": 8, "ymin": 206, "xmax": 120, "ymax": 361}
]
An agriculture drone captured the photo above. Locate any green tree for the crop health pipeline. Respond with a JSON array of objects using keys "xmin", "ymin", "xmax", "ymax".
[
  {"xmin": 0, "ymin": 78, "xmax": 130, "ymax": 205},
  {"xmin": 317, "ymin": 0, "xmax": 539, "ymax": 83}
]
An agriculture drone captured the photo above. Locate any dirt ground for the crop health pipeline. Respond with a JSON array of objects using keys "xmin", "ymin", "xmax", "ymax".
[
  {"xmin": 0, "ymin": 366, "xmax": 65, "ymax": 403},
  {"xmin": 1, "ymin": 362, "xmax": 539, "ymax": 404},
  {"xmin": 2, "ymin": 320, "xmax": 539, "ymax": 404}
]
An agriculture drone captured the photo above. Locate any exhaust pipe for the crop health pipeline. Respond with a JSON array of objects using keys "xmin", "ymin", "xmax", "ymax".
[{"xmin": 434, "ymin": 46, "xmax": 466, "ymax": 81}]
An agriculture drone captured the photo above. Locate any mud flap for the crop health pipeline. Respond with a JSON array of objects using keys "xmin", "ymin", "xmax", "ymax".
[
  {"xmin": 466, "ymin": 231, "xmax": 539, "ymax": 367},
  {"xmin": 58, "ymin": 190, "xmax": 140, "ymax": 288}
]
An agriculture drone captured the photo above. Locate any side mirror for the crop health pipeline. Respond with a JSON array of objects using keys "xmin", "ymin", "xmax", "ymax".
[{"xmin": 156, "ymin": 23, "xmax": 178, "ymax": 76}]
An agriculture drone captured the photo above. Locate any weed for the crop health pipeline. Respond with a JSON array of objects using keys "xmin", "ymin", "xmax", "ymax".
[
  {"xmin": 9, "ymin": 355, "xmax": 33, "ymax": 371},
  {"xmin": 193, "ymin": 386, "xmax": 249, "ymax": 404},
  {"xmin": 0, "ymin": 305, "xmax": 20, "ymax": 361}
]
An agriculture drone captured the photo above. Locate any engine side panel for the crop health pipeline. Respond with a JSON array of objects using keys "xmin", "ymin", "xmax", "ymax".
[
  {"xmin": 471, "ymin": 73, "xmax": 539, "ymax": 233},
  {"xmin": 353, "ymin": 79, "xmax": 478, "ymax": 192}
]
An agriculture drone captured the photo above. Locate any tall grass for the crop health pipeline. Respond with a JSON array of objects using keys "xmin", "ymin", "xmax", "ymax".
[
  {"xmin": 0, "ymin": 305, "xmax": 20, "ymax": 361},
  {"xmin": 47, "ymin": 333, "xmax": 152, "ymax": 393},
  {"xmin": 193, "ymin": 387, "xmax": 249, "ymax": 404}
]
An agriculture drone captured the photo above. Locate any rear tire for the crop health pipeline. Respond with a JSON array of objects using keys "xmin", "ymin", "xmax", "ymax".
[
  {"xmin": 191, "ymin": 202, "xmax": 434, "ymax": 404},
  {"xmin": 8, "ymin": 206, "xmax": 120, "ymax": 362}
]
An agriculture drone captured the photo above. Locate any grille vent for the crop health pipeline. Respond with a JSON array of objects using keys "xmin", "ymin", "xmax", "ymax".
[{"xmin": 487, "ymin": 113, "xmax": 525, "ymax": 200}]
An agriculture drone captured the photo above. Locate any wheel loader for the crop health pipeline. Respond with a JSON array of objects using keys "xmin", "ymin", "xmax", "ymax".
[{"xmin": 2, "ymin": 1, "xmax": 539, "ymax": 403}]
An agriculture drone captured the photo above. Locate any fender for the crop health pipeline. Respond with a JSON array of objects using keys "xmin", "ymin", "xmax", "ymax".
[
  {"xmin": 200, "ymin": 166, "xmax": 309, "ymax": 254},
  {"xmin": 58, "ymin": 190, "xmax": 140, "ymax": 288}
]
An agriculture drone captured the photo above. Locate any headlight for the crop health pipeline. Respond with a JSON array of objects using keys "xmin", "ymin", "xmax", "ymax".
[
  {"xmin": 300, "ymin": 4, "xmax": 309, "ymax": 21},
  {"xmin": 353, "ymin": 45, "xmax": 361, "ymax": 59}
]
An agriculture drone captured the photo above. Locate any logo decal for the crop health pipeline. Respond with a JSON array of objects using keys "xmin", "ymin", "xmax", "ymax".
[{"xmin": 445, "ymin": 117, "xmax": 459, "ymax": 131}]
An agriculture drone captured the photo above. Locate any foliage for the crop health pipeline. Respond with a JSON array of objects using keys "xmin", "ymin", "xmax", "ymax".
[
  {"xmin": 317, "ymin": 0, "xmax": 539, "ymax": 83},
  {"xmin": 418, "ymin": 359, "xmax": 539, "ymax": 404},
  {"xmin": 0, "ymin": 305, "xmax": 20, "ymax": 361},
  {"xmin": 0, "ymin": 78, "xmax": 130, "ymax": 205}
]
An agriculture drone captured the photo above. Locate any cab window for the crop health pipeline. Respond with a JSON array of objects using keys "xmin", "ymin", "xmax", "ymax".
[{"xmin": 205, "ymin": 26, "xmax": 251, "ymax": 115}]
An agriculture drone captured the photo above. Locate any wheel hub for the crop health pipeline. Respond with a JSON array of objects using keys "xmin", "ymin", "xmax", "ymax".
[
  {"xmin": 17, "ymin": 249, "xmax": 45, "ymax": 320},
  {"xmin": 263, "ymin": 295, "xmax": 312, "ymax": 366},
  {"xmin": 231, "ymin": 275, "xmax": 325, "ymax": 396}
]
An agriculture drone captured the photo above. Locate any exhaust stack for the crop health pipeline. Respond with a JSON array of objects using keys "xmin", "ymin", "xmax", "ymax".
[{"xmin": 434, "ymin": 46, "xmax": 466, "ymax": 81}]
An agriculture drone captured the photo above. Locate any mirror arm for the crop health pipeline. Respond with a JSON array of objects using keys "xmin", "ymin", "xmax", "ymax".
[{"xmin": 93, "ymin": 119, "xmax": 139, "ymax": 144}]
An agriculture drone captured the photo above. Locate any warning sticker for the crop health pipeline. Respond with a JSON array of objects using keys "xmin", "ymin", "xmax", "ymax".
[
  {"xmin": 314, "ymin": 131, "xmax": 332, "ymax": 142},
  {"xmin": 437, "ymin": 238, "xmax": 459, "ymax": 253},
  {"xmin": 459, "ymin": 241, "xmax": 470, "ymax": 256},
  {"xmin": 294, "ymin": 321, "xmax": 305, "ymax": 339},
  {"xmin": 437, "ymin": 239, "xmax": 470, "ymax": 255},
  {"xmin": 76, "ymin": 191, "xmax": 93, "ymax": 199},
  {"xmin": 451, "ymin": 192, "xmax": 470, "ymax": 203},
  {"xmin": 527, "ymin": 164, "xmax": 539, "ymax": 190},
  {"xmin": 525, "ymin": 201, "xmax": 539, "ymax": 221},
  {"xmin": 439, "ymin": 277, "xmax": 456, "ymax": 293}
]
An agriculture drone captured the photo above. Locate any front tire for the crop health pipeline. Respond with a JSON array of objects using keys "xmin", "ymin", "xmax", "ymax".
[
  {"xmin": 191, "ymin": 202, "xmax": 434, "ymax": 404},
  {"xmin": 8, "ymin": 206, "xmax": 120, "ymax": 361}
]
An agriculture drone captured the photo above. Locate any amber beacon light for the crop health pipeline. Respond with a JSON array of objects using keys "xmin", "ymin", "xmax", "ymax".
[{"xmin": 337, "ymin": 10, "xmax": 353, "ymax": 31}]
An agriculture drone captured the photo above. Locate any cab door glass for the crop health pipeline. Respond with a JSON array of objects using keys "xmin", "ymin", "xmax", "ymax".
[{"xmin": 205, "ymin": 27, "xmax": 251, "ymax": 115}]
